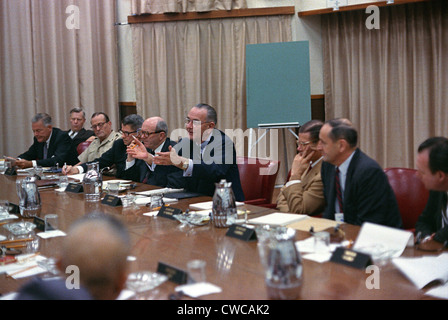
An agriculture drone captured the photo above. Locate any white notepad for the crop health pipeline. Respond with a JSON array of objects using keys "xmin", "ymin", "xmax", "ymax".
[{"xmin": 247, "ymin": 212, "xmax": 309, "ymax": 226}]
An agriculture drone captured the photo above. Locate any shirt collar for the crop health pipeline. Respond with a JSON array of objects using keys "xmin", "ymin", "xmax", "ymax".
[{"xmin": 338, "ymin": 150, "xmax": 355, "ymax": 175}]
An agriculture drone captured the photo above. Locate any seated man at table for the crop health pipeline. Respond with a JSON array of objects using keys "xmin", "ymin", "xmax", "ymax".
[
  {"xmin": 62, "ymin": 114, "xmax": 144, "ymax": 181},
  {"xmin": 77, "ymin": 112, "xmax": 121, "ymax": 165},
  {"xmin": 66, "ymin": 107, "xmax": 95, "ymax": 148},
  {"xmin": 126, "ymin": 116, "xmax": 181, "ymax": 187},
  {"xmin": 276, "ymin": 120, "xmax": 325, "ymax": 215},
  {"xmin": 153, "ymin": 103, "xmax": 245, "ymax": 201},
  {"xmin": 15, "ymin": 113, "xmax": 78, "ymax": 168},
  {"xmin": 415, "ymin": 137, "xmax": 448, "ymax": 250},
  {"xmin": 318, "ymin": 119, "xmax": 402, "ymax": 228},
  {"xmin": 16, "ymin": 213, "xmax": 131, "ymax": 300}
]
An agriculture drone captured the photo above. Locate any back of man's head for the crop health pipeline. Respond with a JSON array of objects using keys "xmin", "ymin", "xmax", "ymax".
[
  {"xmin": 58, "ymin": 213, "xmax": 131, "ymax": 300},
  {"xmin": 418, "ymin": 137, "xmax": 448, "ymax": 174}
]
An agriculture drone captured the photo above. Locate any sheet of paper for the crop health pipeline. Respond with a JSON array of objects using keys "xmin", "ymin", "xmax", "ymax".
[
  {"xmin": 67, "ymin": 173, "xmax": 85, "ymax": 181},
  {"xmin": 353, "ymin": 222, "xmax": 414, "ymax": 257},
  {"xmin": 288, "ymin": 216, "xmax": 342, "ymax": 232},
  {"xmin": 425, "ymin": 282, "xmax": 448, "ymax": 300},
  {"xmin": 37, "ymin": 230, "xmax": 67, "ymax": 239},
  {"xmin": 247, "ymin": 212, "xmax": 309, "ymax": 227},
  {"xmin": 135, "ymin": 188, "xmax": 185, "ymax": 196},
  {"xmin": 175, "ymin": 282, "xmax": 222, "ymax": 298},
  {"xmin": 392, "ymin": 253, "xmax": 448, "ymax": 290},
  {"xmin": 134, "ymin": 197, "xmax": 178, "ymax": 206}
]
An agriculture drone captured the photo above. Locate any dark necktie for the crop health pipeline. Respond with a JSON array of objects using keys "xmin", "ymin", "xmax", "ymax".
[
  {"xmin": 335, "ymin": 167, "xmax": 343, "ymax": 213},
  {"xmin": 142, "ymin": 150, "xmax": 155, "ymax": 184},
  {"xmin": 43, "ymin": 143, "xmax": 48, "ymax": 159}
]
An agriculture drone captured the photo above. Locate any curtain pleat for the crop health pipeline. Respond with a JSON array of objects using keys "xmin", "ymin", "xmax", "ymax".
[
  {"xmin": 131, "ymin": 0, "xmax": 247, "ymax": 14},
  {"xmin": 322, "ymin": 0, "xmax": 448, "ymax": 169},
  {"xmin": 0, "ymin": 0, "xmax": 118, "ymax": 157}
]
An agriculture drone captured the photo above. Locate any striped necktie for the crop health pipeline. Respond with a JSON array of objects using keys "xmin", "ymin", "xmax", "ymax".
[
  {"xmin": 43, "ymin": 143, "xmax": 48, "ymax": 159},
  {"xmin": 335, "ymin": 167, "xmax": 343, "ymax": 213}
]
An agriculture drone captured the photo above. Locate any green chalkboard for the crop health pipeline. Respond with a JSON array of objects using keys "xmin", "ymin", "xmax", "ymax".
[{"xmin": 246, "ymin": 41, "xmax": 311, "ymax": 128}]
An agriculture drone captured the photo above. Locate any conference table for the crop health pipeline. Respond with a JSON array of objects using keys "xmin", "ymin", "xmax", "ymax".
[{"xmin": 0, "ymin": 173, "xmax": 442, "ymax": 300}]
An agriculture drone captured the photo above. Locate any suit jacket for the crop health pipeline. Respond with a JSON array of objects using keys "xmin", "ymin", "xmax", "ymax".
[
  {"xmin": 67, "ymin": 128, "xmax": 95, "ymax": 148},
  {"xmin": 169, "ymin": 129, "xmax": 245, "ymax": 201},
  {"xmin": 16, "ymin": 278, "xmax": 92, "ymax": 300},
  {"xmin": 415, "ymin": 191, "xmax": 448, "ymax": 243},
  {"xmin": 18, "ymin": 127, "xmax": 78, "ymax": 166},
  {"xmin": 321, "ymin": 148, "xmax": 402, "ymax": 228},
  {"xmin": 80, "ymin": 138, "xmax": 140, "ymax": 181},
  {"xmin": 135, "ymin": 138, "xmax": 182, "ymax": 187},
  {"xmin": 276, "ymin": 160, "xmax": 325, "ymax": 215}
]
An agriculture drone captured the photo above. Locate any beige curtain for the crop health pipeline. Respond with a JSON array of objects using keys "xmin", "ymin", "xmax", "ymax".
[
  {"xmin": 131, "ymin": 15, "xmax": 294, "ymax": 183},
  {"xmin": 322, "ymin": 0, "xmax": 448, "ymax": 169},
  {"xmin": 0, "ymin": 0, "xmax": 118, "ymax": 157},
  {"xmin": 131, "ymin": 0, "xmax": 247, "ymax": 14}
]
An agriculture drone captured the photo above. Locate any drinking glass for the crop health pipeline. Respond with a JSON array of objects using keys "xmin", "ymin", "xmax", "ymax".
[{"xmin": 0, "ymin": 200, "xmax": 9, "ymax": 219}]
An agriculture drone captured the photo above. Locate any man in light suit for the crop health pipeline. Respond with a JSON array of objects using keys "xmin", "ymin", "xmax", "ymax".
[
  {"xmin": 153, "ymin": 103, "xmax": 245, "ymax": 201},
  {"xmin": 16, "ymin": 113, "xmax": 78, "ymax": 168},
  {"xmin": 127, "ymin": 116, "xmax": 181, "ymax": 187},
  {"xmin": 276, "ymin": 120, "xmax": 325, "ymax": 215},
  {"xmin": 415, "ymin": 137, "xmax": 448, "ymax": 250},
  {"xmin": 318, "ymin": 119, "xmax": 402, "ymax": 228}
]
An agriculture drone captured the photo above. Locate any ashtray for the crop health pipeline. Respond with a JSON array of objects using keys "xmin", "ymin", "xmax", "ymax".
[
  {"xmin": 173, "ymin": 213, "xmax": 210, "ymax": 226},
  {"xmin": 126, "ymin": 271, "xmax": 168, "ymax": 293},
  {"xmin": 4, "ymin": 222, "xmax": 36, "ymax": 235}
]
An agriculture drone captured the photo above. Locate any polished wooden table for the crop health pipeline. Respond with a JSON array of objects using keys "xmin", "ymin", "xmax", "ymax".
[{"xmin": 0, "ymin": 173, "xmax": 440, "ymax": 300}]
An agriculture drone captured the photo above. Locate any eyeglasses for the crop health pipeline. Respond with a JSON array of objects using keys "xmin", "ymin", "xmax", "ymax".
[
  {"xmin": 91, "ymin": 122, "xmax": 107, "ymax": 130},
  {"xmin": 137, "ymin": 129, "xmax": 163, "ymax": 138},
  {"xmin": 296, "ymin": 140, "xmax": 312, "ymax": 147},
  {"xmin": 184, "ymin": 118, "xmax": 211, "ymax": 126},
  {"xmin": 119, "ymin": 129, "xmax": 138, "ymax": 137}
]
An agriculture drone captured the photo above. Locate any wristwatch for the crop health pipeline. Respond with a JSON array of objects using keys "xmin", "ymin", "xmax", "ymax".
[{"xmin": 181, "ymin": 159, "xmax": 189, "ymax": 170}]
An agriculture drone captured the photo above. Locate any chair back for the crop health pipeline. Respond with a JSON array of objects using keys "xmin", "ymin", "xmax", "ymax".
[
  {"xmin": 237, "ymin": 156, "xmax": 280, "ymax": 206},
  {"xmin": 384, "ymin": 167, "xmax": 429, "ymax": 231},
  {"xmin": 77, "ymin": 141, "xmax": 92, "ymax": 155}
]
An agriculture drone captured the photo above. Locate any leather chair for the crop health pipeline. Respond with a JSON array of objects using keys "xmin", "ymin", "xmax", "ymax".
[
  {"xmin": 76, "ymin": 141, "xmax": 92, "ymax": 155},
  {"xmin": 237, "ymin": 156, "xmax": 280, "ymax": 208},
  {"xmin": 384, "ymin": 167, "xmax": 429, "ymax": 231}
]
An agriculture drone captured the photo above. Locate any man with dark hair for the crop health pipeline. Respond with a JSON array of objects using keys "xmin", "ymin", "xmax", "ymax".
[
  {"xmin": 153, "ymin": 103, "xmax": 244, "ymax": 201},
  {"xmin": 318, "ymin": 119, "xmax": 402, "ymax": 228},
  {"xmin": 63, "ymin": 114, "xmax": 144, "ymax": 180},
  {"xmin": 415, "ymin": 137, "xmax": 448, "ymax": 249},
  {"xmin": 16, "ymin": 113, "xmax": 78, "ymax": 168},
  {"xmin": 66, "ymin": 107, "xmax": 95, "ymax": 148},
  {"xmin": 276, "ymin": 120, "xmax": 325, "ymax": 215}
]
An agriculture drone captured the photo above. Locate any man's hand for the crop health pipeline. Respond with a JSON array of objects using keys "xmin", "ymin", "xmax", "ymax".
[
  {"xmin": 154, "ymin": 146, "xmax": 185, "ymax": 168},
  {"xmin": 289, "ymin": 150, "xmax": 315, "ymax": 180},
  {"xmin": 15, "ymin": 159, "xmax": 33, "ymax": 169},
  {"xmin": 127, "ymin": 137, "xmax": 153, "ymax": 164},
  {"xmin": 62, "ymin": 165, "xmax": 80, "ymax": 175}
]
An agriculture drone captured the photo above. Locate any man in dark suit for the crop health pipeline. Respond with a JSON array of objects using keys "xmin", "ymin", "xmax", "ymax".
[
  {"xmin": 63, "ymin": 114, "xmax": 144, "ymax": 181},
  {"xmin": 127, "ymin": 116, "xmax": 181, "ymax": 187},
  {"xmin": 16, "ymin": 113, "xmax": 78, "ymax": 168},
  {"xmin": 66, "ymin": 107, "xmax": 95, "ymax": 148},
  {"xmin": 415, "ymin": 137, "xmax": 448, "ymax": 250},
  {"xmin": 318, "ymin": 119, "xmax": 402, "ymax": 228},
  {"xmin": 153, "ymin": 103, "xmax": 245, "ymax": 201}
]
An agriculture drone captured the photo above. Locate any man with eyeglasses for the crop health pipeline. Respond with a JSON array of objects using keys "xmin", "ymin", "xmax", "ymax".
[
  {"xmin": 276, "ymin": 120, "xmax": 326, "ymax": 215},
  {"xmin": 126, "ymin": 117, "xmax": 181, "ymax": 187},
  {"xmin": 153, "ymin": 103, "xmax": 245, "ymax": 201},
  {"xmin": 76, "ymin": 112, "xmax": 121, "ymax": 164},
  {"xmin": 66, "ymin": 107, "xmax": 95, "ymax": 148},
  {"xmin": 63, "ymin": 114, "xmax": 144, "ymax": 181},
  {"xmin": 15, "ymin": 113, "xmax": 79, "ymax": 169}
]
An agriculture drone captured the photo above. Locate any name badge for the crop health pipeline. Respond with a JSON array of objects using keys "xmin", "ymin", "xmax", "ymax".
[
  {"xmin": 158, "ymin": 205, "xmax": 182, "ymax": 220},
  {"xmin": 65, "ymin": 183, "xmax": 83, "ymax": 193},
  {"xmin": 330, "ymin": 247, "xmax": 372, "ymax": 269},
  {"xmin": 157, "ymin": 262, "xmax": 188, "ymax": 284},
  {"xmin": 101, "ymin": 195, "xmax": 122, "ymax": 206},
  {"xmin": 226, "ymin": 224, "xmax": 257, "ymax": 241}
]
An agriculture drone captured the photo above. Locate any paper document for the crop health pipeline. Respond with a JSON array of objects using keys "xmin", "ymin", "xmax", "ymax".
[
  {"xmin": 189, "ymin": 201, "xmax": 244, "ymax": 211},
  {"xmin": 353, "ymin": 222, "xmax": 414, "ymax": 257},
  {"xmin": 247, "ymin": 212, "xmax": 308, "ymax": 226},
  {"xmin": 288, "ymin": 216, "xmax": 341, "ymax": 232},
  {"xmin": 393, "ymin": 253, "xmax": 448, "ymax": 290},
  {"xmin": 135, "ymin": 188, "xmax": 185, "ymax": 197}
]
